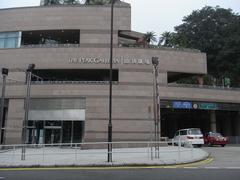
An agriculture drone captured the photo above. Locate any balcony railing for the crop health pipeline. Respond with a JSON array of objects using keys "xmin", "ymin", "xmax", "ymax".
[
  {"xmin": 1, "ymin": 80, "xmax": 239, "ymax": 91},
  {"xmin": 167, "ymin": 83, "xmax": 240, "ymax": 91},
  {"xmin": 21, "ymin": 44, "xmax": 80, "ymax": 48},
  {"xmin": 119, "ymin": 43, "xmax": 201, "ymax": 53}
]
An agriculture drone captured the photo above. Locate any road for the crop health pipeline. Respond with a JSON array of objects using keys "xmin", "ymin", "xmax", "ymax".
[
  {"xmin": 0, "ymin": 145, "xmax": 240, "ymax": 180},
  {"xmin": 202, "ymin": 145, "xmax": 240, "ymax": 168},
  {"xmin": 0, "ymin": 168, "xmax": 240, "ymax": 180}
]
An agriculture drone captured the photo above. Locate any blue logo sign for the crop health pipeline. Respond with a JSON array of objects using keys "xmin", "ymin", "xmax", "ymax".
[{"xmin": 172, "ymin": 101, "xmax": 192, "ymax": 109}]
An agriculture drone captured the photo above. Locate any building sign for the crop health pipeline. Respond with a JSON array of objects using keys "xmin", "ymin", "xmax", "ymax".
[
  {"xmin": 162, "ymin": 100, "xmax": 237, "ymax": 111},
  {"xmin": 69, "ymin": 57, "xmax": 151, "ymax": 65},
  {"xmin": 198, "ymin": 103, "xmax": 218, "ymax": 110},
  {"xmin": 172, "ymin": 101, "xmax": 192, "ymax": 109}
]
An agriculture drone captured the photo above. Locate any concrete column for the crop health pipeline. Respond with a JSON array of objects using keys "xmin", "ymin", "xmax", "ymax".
[
  {"xmin": 223, "ymin": 118, "xmax": 232, "ymax": 136},
  {"xmin": 210, "ymin": 110, "xmax": 217, "ymax": 132},
  {"xmin": 197, "ymin": 75, "xmax": 204, "ymax": 86},
  {"xmin": 234, "ymin": 111, "xmax": 240, "ymax": 136}
]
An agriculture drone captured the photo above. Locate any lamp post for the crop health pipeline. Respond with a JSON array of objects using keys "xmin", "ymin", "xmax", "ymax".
[
  {"xmin": 152, "ymin": 57, "xmax": 160, "ymax": 158},
  {"xmin": 108, "ymin": 0, "xmax": 116, "ymax": 163},
  {"xmin": 0, "ymin": 68, "xmax": 8, "ymax": 145},
  {"xmin": 21, "ymin": 64, "xmax": 35, "ymax": 160}
]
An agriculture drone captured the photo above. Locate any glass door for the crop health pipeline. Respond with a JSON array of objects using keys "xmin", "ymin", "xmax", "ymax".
[{"xmin": 45, "ymin": 128, "xmax": 61, "ymax": 144}]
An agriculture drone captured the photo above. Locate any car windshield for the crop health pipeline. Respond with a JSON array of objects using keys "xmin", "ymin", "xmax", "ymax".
[
  {"xmin": 188, "ymin": 129, "xmax": 202, "ymax": 135},
  {"xmin": 210, "ymin": 133, "xmax": 222, "ymax": 137}
]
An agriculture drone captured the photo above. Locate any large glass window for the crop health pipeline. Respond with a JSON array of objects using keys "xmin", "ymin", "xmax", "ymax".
[
  {"xmin": 0, "ymin": 32, "xmax": 19, "ymax": 49},
  {"xmin": 32, "ymin": 69, "xmax": 119, "ymax": 82},
  {"xmin": 21, "ymin": 30, "xmax": 80, "ymax": 47}
]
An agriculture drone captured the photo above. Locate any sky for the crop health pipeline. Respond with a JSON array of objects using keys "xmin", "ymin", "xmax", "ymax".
[{"xmin": 0, "ymin": 0, "xmax": 240, "ymax": 36}]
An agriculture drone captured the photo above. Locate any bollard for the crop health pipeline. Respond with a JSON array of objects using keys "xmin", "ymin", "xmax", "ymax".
[
  {"xmin": 13, "ymin": 145, "xmax": 15, "ymax": 163},
  {"xmin": 191, "ymin": 141, "xmax": 193, "ymax": 159},
  {"xmin": 42, "ymin": 145, "xmax": 44, "ymax": 162},
  {"xmin": 178, "ymin": 138, "xmax": 181, "ymax": 162},
  {"xmin": 75, "ymin": 144, "xmax": 77, "ymax": 163}
]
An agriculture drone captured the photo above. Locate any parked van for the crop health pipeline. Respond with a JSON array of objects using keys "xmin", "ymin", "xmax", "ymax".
[{"xmin": 173, "ymin": 128, "xmax": 204, "ymax": 147}]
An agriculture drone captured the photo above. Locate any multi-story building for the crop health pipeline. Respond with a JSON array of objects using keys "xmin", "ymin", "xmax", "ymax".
[{"xmin": 0, "ymin": 1, "xmax": 240, "ymax": 145}]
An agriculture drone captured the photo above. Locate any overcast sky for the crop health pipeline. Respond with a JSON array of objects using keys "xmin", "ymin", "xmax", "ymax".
[{"xmin": 0, "ymin": 0, "xmax": 239, "ymax": 36}]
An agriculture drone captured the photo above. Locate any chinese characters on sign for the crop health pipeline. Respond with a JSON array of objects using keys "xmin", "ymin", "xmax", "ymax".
[{"xmin": 69, "ymin": 57, "xmax": 151, "ymax": 65}]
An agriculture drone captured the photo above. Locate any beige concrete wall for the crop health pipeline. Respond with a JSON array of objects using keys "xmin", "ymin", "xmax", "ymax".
[
  {"xmin": 0, "ymin": 5, "xmax": 131, "ymax": 32},
  {"xmin": 0, "ymin": 47, "xmax": 206, "ymax": 75},
  {"xmin": 3, "ymin": 83, "xmax": 240, "ymax": 104},
  {"xmin": 80, "ymin": 32, "xmax": 118, "ymax": 45},
  {"xmin": 84, "ymin": 97, "xmax": 153, "ymax": 142},
  {"xmin": 2, "ymin": 83, "xmax": 240, "ymax": 144},
  {"xmin": 5, "ymin": 99, "xmax": 24, "ymax": 144}
]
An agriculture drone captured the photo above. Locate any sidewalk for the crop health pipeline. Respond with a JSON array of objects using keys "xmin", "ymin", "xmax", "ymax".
[{"xmin": 0, "ymin": 146, "xmax": 209, "ymax": 167}]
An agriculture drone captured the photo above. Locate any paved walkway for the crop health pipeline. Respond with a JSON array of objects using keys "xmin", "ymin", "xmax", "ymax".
[{"xmin": 0, "ymin": 146, "xmax": 209, "ymax": 167}]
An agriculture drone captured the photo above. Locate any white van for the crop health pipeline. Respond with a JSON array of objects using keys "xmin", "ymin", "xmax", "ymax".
[{"xmin": 173, "ymin": 128, "xmax": 204, "ymax": 147}]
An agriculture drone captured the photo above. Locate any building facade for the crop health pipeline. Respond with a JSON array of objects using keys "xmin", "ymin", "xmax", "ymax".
[{"xmin": 0, "ymin": 2, "xmax": 240, "ymax": 145}]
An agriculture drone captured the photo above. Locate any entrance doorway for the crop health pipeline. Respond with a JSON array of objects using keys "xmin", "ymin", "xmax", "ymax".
[
  {"xmin": 27, "ymin": 120, "xmax": 84, "ymax": 145},
  {"xmin": 45, "ymin": 128, "xmax": 61, "ymax": 144}
]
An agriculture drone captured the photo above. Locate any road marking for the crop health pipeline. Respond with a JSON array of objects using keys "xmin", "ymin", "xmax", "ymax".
[
  {"xmin": 0, "ymin": 177, "xmax": 5, "ymax": 179},
  {"xmin": 0, "ymin": 157, "xmax": 213, "ymax": 171},
  {"xmin": 202, "ymin": 167, "xmax": 240, "ymax": 169},
  {"xmin": 183, "ymin": 167, "xmax": 198, "ymax": 169},
  {"xmin": 203, "ymin": 167, "xmax": 220, "ymax": 169},
  {"xmin": 225, "ymin": 167, "xmax": 240, "ymax": 169}
]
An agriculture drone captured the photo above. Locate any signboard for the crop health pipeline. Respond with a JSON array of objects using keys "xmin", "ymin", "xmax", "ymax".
[
  {"xmin": 198, "ymin": 103, "xmax": 218, "ymax": 110},
  {"xmin": 161, "ymin": 100, "xmax": 238, "ymax": 111},
  {"xmin": 69, "ymin": 57, "xmax": 151, "ymax": 65},
  {"xmin": 172, "ymin": 101, "xmax": 192, "ymax": 109}
]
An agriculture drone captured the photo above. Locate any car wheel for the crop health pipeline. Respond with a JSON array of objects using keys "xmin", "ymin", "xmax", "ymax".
[
  {"xmin": 197, "ymin": 144, "xmax": 202, "ymax": 148},
  {"xmin": 221, "ymin": 144, "xmax": 225, "ymax": 147}
]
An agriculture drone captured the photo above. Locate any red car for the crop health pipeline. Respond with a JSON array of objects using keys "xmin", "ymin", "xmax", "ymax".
[{"xmin": 204, "ymin": 132, "xmax": 228, "ymax": 147}]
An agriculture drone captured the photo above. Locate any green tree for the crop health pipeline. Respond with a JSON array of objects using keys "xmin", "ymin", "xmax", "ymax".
[
  {"xmin": 63, "ymin": 0, "xmax": 80, "ymax": 4},
  {"xmin": 143, "ymin": 31, "xmax": 157, "ymax": 45},
  {"xmin": 174, "ymin": 6, "xmax": 240, "ymax": 86},
  {"xmin": 85, "ymin": 0, "xmax": 111, "ymax": 5},
  {"xmin": 158, "ymin": 31, "xmax": 187, "ymax": 48},
  {"xmin": 43, "ymin": 0, "xmax": 62, "ymax": 5}
]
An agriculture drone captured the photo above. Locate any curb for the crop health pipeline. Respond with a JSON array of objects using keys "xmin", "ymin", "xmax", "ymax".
[{"xmin": 0, "ymin": 154, "xmax": 211, "ymax": 170}]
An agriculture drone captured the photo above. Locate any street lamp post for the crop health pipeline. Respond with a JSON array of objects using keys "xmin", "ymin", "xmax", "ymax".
[
  {"xmin": 152, "ymin": 57, "xmax": 161, "ymax": 158},
  {"xmin": 108, "ymin": 0, "xmax": 115, "ymax": 163},
  {"xmin": 0, "ymin": 68, "xmax": 8, "ymax": 145},
  {"xmin": 21, "ymin": 64, "xmax": 35, "ymax": 160}
]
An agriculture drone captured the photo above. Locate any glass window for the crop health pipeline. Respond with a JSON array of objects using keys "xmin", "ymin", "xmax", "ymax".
[
  {"xmin": 180, "ymin": 130, "xmax": 187, "ymax": 135},
  {"xmin": 0, "ymin": 32, "xmax": 19, "ymax": 49},
  {"xmin": 188, "ymin": 128, "xmax": 202, "ymax": 135}
]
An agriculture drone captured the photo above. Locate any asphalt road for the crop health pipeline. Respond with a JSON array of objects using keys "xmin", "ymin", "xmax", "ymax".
[
  {"xmin": 1, "ymin": 168, "xmax": 240, "ymax": 180},
  {"xmin": 1, "ymin": 145, "xmax": 240, "ymax": 180},
  {"xmin": 202, "ymin": 145, "xmax": 240, "ymax": 168}
]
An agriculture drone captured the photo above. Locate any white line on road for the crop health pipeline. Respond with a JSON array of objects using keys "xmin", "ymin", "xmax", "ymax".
[
  {"xmin": 203, "ymin": 167, "xmax": 220, "ymax": 169},
  {"xmin": 183, "ymin": 167, "xmax": 198, "ymax": 169},
  {"xmin": 225, "ymin": 167, "xmax": 240, "ymax": 169},
  {"xmin": 0, "ymin": 177, "xmax": 5, "ymax": 179},
  {"xmin": 203, "ymin": 167, "xmax": 240, "ymax": 169}
]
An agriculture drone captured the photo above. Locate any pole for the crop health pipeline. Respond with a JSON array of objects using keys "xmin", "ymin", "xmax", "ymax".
[
  {"xmin": 0, "ymin": 68, "xmax": 8, "ymax": 144},
  {"xmin": 152, "ymin": 65, "xmax": 157, "ymax": 157},
  {"xmin": 108, "ymin": 0, "xmax": 114, "ymax": 163},
  {"xmin": 155, "ymin": 65, "xmax": 161, "ymax": 158},
  {"xmin": 152, "ymin": 57, "xmax": 160, "ymax": 158},
  {"xmin": 21, "ymin": 64, "xmax": 35, "ymax": 160}
]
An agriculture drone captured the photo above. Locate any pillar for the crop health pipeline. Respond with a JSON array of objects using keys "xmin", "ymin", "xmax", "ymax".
[
  {"xmin": 223, "ymin": 117, "xmax": 232, "ymax": 136},
  {"xmin": 197, "ymin": 75, "xmax": 204, "ymax": 86},
  {"xmin": 210, "ymin": 110, "xmax": 217, "ymax": 132},
  {"xmin": 234, "ymin": 111, "xmax": 240, "ymax": 136}
]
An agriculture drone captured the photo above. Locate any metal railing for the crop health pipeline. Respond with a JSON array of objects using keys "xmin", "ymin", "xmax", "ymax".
[
  {"xmin": 0, "ymin": 80, "xmax": 119, "ymax": 86},
  {"xmin": 119, "ymin": 43, "xmax": 201, "ymax": 53},
  {"xmin": 0, "ymin": 141, "xmax": 197, "ymax": 166},
  {"xmin": 167, "ymin": 83, "xmax": 240, "ymax": 91},
  {"xmin": 21, "ymin": 44, "xmax": 80, "ymax": 49}
]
